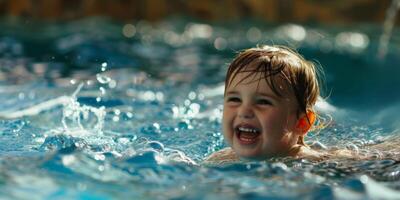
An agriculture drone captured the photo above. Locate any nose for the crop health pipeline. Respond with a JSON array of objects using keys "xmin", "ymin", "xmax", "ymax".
[{"xmin": 238, "ymin": 104, "xmax": 254, "ymax": 119}]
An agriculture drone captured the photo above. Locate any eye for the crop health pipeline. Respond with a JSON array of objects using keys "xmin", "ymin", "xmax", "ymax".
[
  {"xmin": 256, "ymin": 99, "xmax": 272, "ymax": 105},
  {"xmin": 226, "ymin": 97, "xmax": 241, "ymax": 103}
]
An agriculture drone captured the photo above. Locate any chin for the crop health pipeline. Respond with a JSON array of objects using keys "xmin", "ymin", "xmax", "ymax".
[{"xmin": 233, "ymin": 146, "xmax": 263, "ymax": 160}]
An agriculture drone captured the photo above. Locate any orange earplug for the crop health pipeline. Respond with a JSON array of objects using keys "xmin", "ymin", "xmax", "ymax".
[{"xmin": 296, "ymin": 111, "xmax": 316, "ymax": 133}]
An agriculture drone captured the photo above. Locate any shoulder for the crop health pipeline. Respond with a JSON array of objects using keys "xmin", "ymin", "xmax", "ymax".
[
  {"xmin": 298, "ymin": 145, "xmax": 365, "ymax": 161},
  {"xmin": 203, "ymin": 147, "xmax": 240, "ymax": 165},
  {"xmin": 295, "ymin": 145, "xmax": 329, "ymax": 161}
]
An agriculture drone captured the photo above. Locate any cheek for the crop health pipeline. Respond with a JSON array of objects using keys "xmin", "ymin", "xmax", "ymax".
[
  {"xmin": 222, "ymin": 107, "xmax": 232, "ymax": 131},
  {"xmin": 222, "ymin": 105, "xmax": 234, "ymax": 121},
  {"xmin": 263, "ymin": 110, "xmax": 286, "ymax": 127},
  {"xmin": 261, "ymin": 111, "xmax": 294, "ymax": 136}
]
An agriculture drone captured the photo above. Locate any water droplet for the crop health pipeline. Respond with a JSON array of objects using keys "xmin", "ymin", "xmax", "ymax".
[
  {"xmin": 96, "ymin": 74, "xmax": 111, "ymax": 84},
  {"xmin": 94, "ymin": 154, "xmax": 105, "ymax": 161},
  {"xmin": 108, "ymin": 80, "xmax": 117, "ymax": 88},
  {"xmin": 99, "ymin": 87, "xmax": 106, "ymax": 95},
  {"xmin": 148, "ymin": 141, "xmax": 164, "ymax": 152},
  {"xmin": 198, "ymin": 93, "xmax": 205, "ymax": 100},
  {"xmin": 101, "ymin": 62, "xmax": 108, "ymax": 71},
  {"xmin": 153, "ymin": 123, "xmax": 160, "ymax": 130},
  {"xmin": 112, "ymin": 116, "xmax": 120, "ymax": 122},
  {"xmin": 188, "ymin": 91, "xmax": 196, "ymax": 100},
  {"xmin": 184, "ymin": 99, "xmax": 191, "ymax": 106},
  {"xmin": 126, "ymin": 112, "xmax": 133, "ymax": 118}
]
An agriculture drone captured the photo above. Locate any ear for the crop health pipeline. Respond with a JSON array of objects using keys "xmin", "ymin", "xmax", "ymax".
[{"xmin": 295, "ymin": 111, "xmax": 316, "ymax": 135}]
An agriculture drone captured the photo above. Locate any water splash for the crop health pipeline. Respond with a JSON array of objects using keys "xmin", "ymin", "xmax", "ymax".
[
  {"xmin": 60, "ymin": 62, "xmax": 119, "ymax": 135},
  {"xmin": 378, "ymin": 0, "xmax": 400, "ymax": 59},
  {"xmin": 95, "ymin": 62, "xmax": 117, "ymax": 102},
  {"xmin": 61, "ymin": 83, "xmax": 106, "ymax": 136}
]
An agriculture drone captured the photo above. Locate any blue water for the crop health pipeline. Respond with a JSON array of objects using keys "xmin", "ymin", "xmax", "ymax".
[{"xmin": 0, "ymin": 17, "xmax": 400, "ymax": 199}]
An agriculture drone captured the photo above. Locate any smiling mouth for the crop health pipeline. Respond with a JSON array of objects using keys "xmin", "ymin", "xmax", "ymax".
[{"xmin": 235, "ymin": 125, "xmax": 261, "ymax": 145}]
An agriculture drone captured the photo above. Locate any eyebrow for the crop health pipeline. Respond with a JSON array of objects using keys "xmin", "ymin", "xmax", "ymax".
[
  {"xmin": 256, "ymin": 92, "xmax": 280, "ymax": 101},
  {"xmin": 225, "ymin": 91, "xmax": 239, "ymax": 95},
  {"xmin": 225, "ymin": 91, "xmax": 281, "ymax": 101}
]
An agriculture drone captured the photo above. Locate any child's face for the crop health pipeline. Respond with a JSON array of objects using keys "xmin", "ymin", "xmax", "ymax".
[{"xmin": 223, "ymin": 69, "xmax": 302, "ymax": 159}]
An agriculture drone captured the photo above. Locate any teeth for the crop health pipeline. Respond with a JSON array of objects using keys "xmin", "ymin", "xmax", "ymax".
[{"xmin": 238, "ymin": 127, "xmax": 259, "ymax": 133}]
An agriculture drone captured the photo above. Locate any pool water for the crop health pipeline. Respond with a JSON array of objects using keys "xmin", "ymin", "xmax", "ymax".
[{"xmin": 0, "ymin": 17, "xmax": 400, "ymax": 199}]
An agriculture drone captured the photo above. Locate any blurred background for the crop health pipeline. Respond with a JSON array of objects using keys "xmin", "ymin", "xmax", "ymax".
[{"xmin": 0, "ymin": 0, "xmax": 398, "ymax": 24}]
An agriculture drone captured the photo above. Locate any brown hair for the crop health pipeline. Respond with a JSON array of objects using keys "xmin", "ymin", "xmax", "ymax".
[{"xmin": 225, "ymin": 45, "xmax": 321, "ymax": 145}]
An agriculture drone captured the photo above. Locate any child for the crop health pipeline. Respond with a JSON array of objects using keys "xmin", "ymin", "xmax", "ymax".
[{"xmin": 205, "ymin": 45, "xmax": 325, "ymax": 163}]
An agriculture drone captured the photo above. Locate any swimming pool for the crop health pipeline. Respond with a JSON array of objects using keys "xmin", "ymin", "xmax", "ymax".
[{"xmin": 0, "ymin": 17, "xmax": 400, "ymax": 199}]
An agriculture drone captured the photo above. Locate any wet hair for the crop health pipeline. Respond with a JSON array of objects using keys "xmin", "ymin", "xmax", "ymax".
[{"xmin": 225, "ymin": 45, "xmax": 321, "ymax": 145}]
